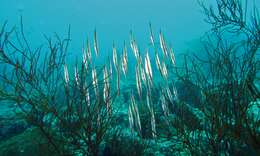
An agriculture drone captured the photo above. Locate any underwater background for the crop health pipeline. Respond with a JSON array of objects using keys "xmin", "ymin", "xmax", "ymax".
[
  {"xmin": 0, "ymin": 0, "xmax": 260, "ymax": 156},
  {"xmin": 0, "ymin": 0, "xmax": 212, "ymax": 54}
]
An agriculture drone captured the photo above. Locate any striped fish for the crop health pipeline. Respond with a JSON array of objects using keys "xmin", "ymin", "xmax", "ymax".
[
  {"xmin": 159, "ymin": 31, "xmax": 168, "ymax": 57},
  {"xmin": 86, "ymin": 39, "xmax": 92, "ymax": 64},
  {"xmin": 131, "ymin": 94, "xmax": 142, "ymax": 136},
  {"xmin": 82, "ymin": 48, "xmax": 88, "ymax": 71},
  {"xmin": 103, "ymin": 66, "xmax": 111, "ymax": 113},
  {"xmin": 128, "ymin": 104, "xmax": 134, "ymax": 133},
  {"xmin": 161, "ymin": 61, "xmax": 168, "ymax": 80},
  {"xmin": 151, "ymin": 108, "xmax": 156, "ymax": 138},
  {"xmin": 169, "ymin": 48, "xmax": 176, "ymax": 66},
  {"xmin": 122, "ymin": 44, "xmax": 128, "ymax": 77},
  {"xmin": 144, "ymin": 50, "xmax": 153, "ymax": 83},
  {"xmin": 92, "ymin": 67, "xmax": 98, "ymax": 96},
  {"xmin": 94, "ymin": 30, "xmax": 99, "ymax": 56},
  {"xmin": 130, "ymin": 32, "xmax": 140, "ymax": 60},
  {"xmin": 149, "ymin": 23, "xmax": 155, "ymax": 47},
  {"xmin": 112, "ymin": 43, "xmax": 118, "ymax": 71},
  {"xmin": 74, "ymin": 66, "xmax": 79, "ymax": 86},
  {"xmin": 155, "ymin": 52, "xmax": 163, "ymax": 75},
  {"xmin": 136, "ymin": 65, "xmax": 142, "ymax": 97},
  {"xmin": 86, "ymin": 88, "xmax": 90, "ymax": 107},
  {"xmin": 64, "ymin": 64, "xmax": 69, "ymax": 85}
]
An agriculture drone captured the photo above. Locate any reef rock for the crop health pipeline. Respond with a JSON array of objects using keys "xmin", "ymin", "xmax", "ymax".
[{"xmin": 0, "ymin": 102, "xmax": 27, "ymax": 141}]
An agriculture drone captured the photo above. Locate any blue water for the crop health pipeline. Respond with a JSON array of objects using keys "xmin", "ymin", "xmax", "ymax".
[
  {"xmin": 0, "ymin": 0, "xmax": 212, "ymax": 55},
  {"xmin": 1, "ymin": 0, "xmax": 259, "ymax": 55}
]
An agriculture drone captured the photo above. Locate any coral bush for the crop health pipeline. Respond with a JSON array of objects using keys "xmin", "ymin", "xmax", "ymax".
[
  {"xmin": 0, "ymin": 20, "xmax": 117, "ymax": 156},
  {"xmin": 158, "ymin": 0, "xmax": 260, "ymax": 155}
]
